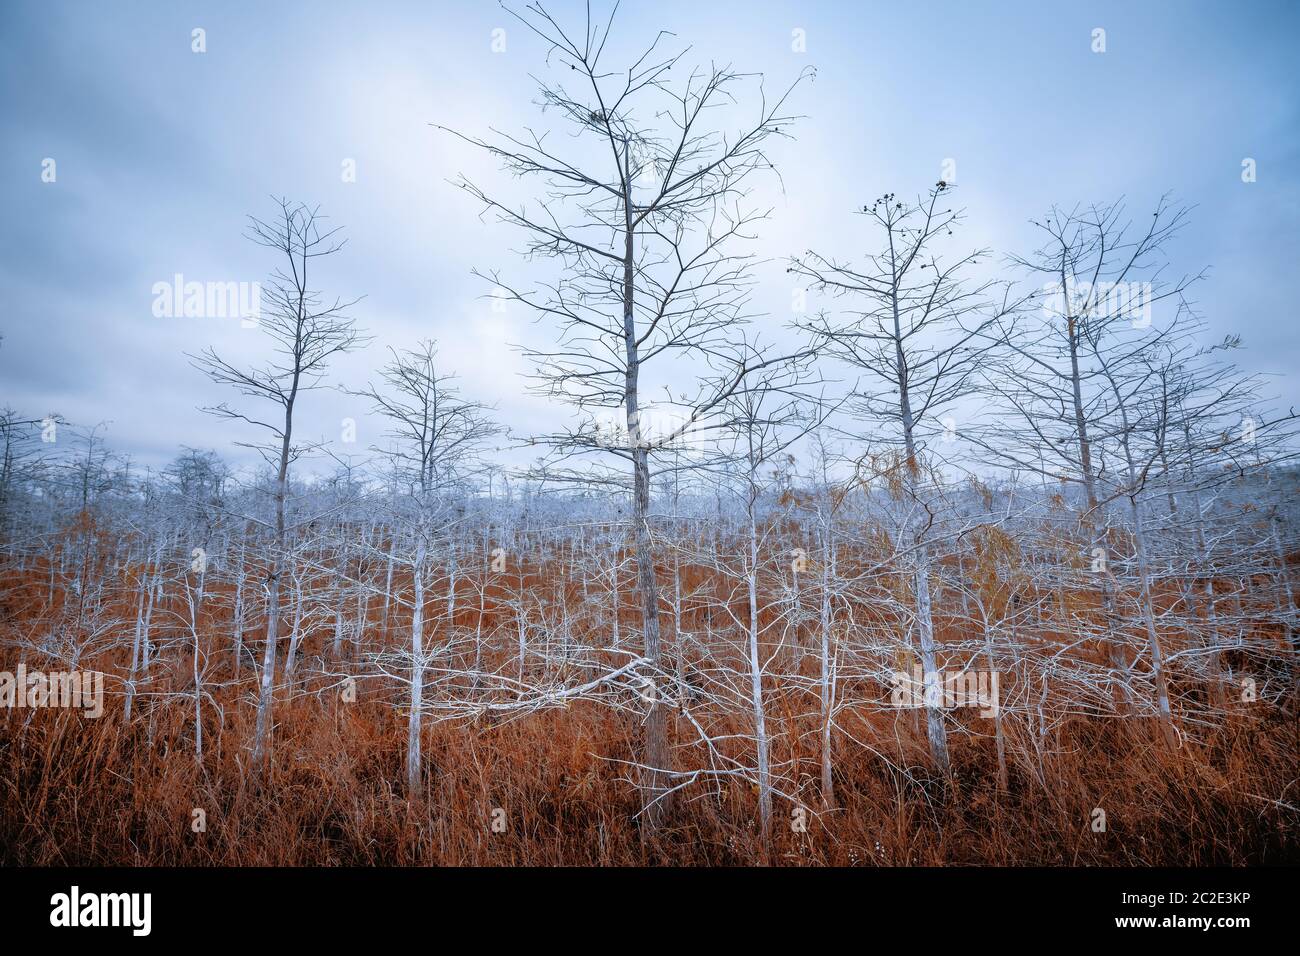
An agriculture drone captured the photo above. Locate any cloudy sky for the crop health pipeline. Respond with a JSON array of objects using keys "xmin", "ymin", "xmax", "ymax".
[{"xmin": 2, "ymin": 0, "xmax": 1297, "ymax": 477}]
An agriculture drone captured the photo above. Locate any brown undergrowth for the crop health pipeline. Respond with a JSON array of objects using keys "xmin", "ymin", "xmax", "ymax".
[
  {"xmin": 2, "ymin": 679, "xmax": 1295, "ymax": 865},
  {"xmin": 1, "ymin": 536, "xmax": 1296, "ymax": 866}
]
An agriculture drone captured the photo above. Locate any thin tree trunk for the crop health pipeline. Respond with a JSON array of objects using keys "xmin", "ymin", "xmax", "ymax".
[
  {"xmin": 407, "ymin": 535, "xmax": 426, "ymax": 799},
  {"xmin": 618, "ymin": 140, "xmax": 671, "ymax": 827},
  {"xmin": 747, "ymin": 572, "xmax": 771, "ymax": 847},
  {"xmin": 892, "ymin": 270, "xmax": 951, "ymax": 778},
  {"xmin": 983, "ymin": 618, "xmax": 1008, "ymax": 791},
  {"xmin": 124, "ymin": 563, "xmax": 148, "ymax": 721},
  {"xmin": 1129, "ymin": 493, "xmax": 1178, "ymax": 747},
  {"xmin": 232, "ymin": 543, "xmax": 245, "ymax": 679},
  {"xmin": 819, "ymin": 525, "xmax": 836, "ymax": 808}
]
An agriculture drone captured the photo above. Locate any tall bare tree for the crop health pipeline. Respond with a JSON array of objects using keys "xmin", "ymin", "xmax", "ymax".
[
  {"xmin": 441, "ymin": 2, "xmax": 810, "ymax": 825},
  {"xmin": 973, "ymin": 197, "xmax": 1205, "ymax": 741},
  {"xmin": 191, "ymin": 199, "xmax": 364, "ymax": 771},
  {"xmin": 790, "ymin": 185, "xmax": 1013, "ymax": 776}
]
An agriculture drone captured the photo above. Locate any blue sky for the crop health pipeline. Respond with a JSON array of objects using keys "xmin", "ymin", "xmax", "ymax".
[{"xmin": 2, "ymin": 0, "xmax": 1297, "ymax": 473}]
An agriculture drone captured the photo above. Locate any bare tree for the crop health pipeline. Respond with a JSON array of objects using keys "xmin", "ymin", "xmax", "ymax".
[
  {"xmin": 708, "ymin": 341, "xmax": 821, "ymax": 848},
  {"xmin": 790, "ymin": 185, "xmax": 1013, "ymax": 776},
  {"xmin": 441, "ymin": 2, "xmax": 810, "ymax": 825},
  {"xmin": 352, "ymin": 339, "xmax": 499, "ymax": 799},
  {"xmin": 191, "ymin": 199, "xmax": 364, "ymax": 771},
  {"xmin": 971, "ymin": 197, "xmax": 1217, "ymax": 743}
]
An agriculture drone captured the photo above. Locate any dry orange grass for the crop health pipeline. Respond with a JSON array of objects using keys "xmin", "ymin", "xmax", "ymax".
[
  {"xmin": 2, "ymin": 673, "xmax": 1295, "ymax": 866},
  {"xmin": 1, "ymin": 548, "xmax": 1296, "ymax": 866}
]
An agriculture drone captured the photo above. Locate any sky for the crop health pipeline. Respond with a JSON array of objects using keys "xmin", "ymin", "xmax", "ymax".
[{"xmin": 2, "ymin": 0, "xmax": 1297, "ymax": 478}]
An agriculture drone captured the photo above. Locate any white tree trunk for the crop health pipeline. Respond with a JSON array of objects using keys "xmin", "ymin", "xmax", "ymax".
[
  {"xmin": 747, "ymin": 515, "xmax": 772, "ymax": 846},
  {"xmin": 407, "ymin": 536, "xmax": 426, "ymax": 799}
]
